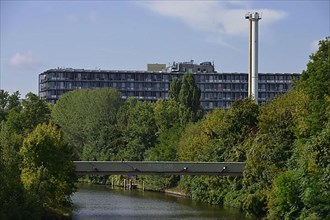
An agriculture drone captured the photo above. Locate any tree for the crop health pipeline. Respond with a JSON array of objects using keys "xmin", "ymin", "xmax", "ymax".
[
  {"xmin": 0, "ymin": 90, "xmax": 20, "ymax": 123},
  {"xmin": 0, "ymin": 124, "xmax": 25, "ymax": 220},
  {"xmin": 268, "ymin": 170, "xmax": 304, "ymax": 220},
  {"xmin": 296, "ymin": 37, "xmax": 330, "ymax": 134},
  {"xmin": 266, "ymin": 38, "xmax": 330, "ymax": 219},
  {"xmin": 116, "ymin": 100, "xmax": 157, "ymax": 161},
  {"xmin": 179, "ymin": 73, "xmax": 202, "ymax": 123},
  {"xmin": 6, "ymin": 92, "xmax": 51, "ymax": 135},
  {"xmin": 168, "ymin": 77, "xmax": 182, "ymax": 102},
  {"xmin": 242, "ymin": 90, "xmax": 309, "ymax": 217},
  {"xmin": 243, "ymin": 38, "xmax": 330, "ymax": 219},
  {"xmin": 142, "ymin": 126, "xmax": 183, "ymax": 191},
  {"xmin": 0, "ymin": 91, "xmax": 52, "ymax": 219},
  {"xmin": 178, "ymin": 98, "xmax": 258, "ymax": 162},
  {"xmin": 268, "ymin": 97, "xmax": 330, "ymax": 220},
  {"xmin": 179, "ymin": 73, "xmax": 201, "ymax": 113},
  {"xmin": 168, "ymin": 73, "xmax": 203, "ymax": 125},
  {"xmin": 51, "ymin": 88, "xmax": 122, "ymax": 160},
  {"xmin": 154, "ymin": 99, "xmax": 181, "ymax": 134},
  {"xmin": 20, "ymin": 123, "xmax": 76, "ymax": 218},
  {"xmin": 177, "ymin": 99, "xmax": 258, "ymax": 208}
]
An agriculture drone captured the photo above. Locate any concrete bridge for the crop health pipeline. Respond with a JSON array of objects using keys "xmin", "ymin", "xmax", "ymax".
[{"xmin": 74, "ymin": 161, "xmax": 245, "ymax": 176}]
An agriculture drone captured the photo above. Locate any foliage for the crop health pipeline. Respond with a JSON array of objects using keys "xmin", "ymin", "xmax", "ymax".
[
  {"xmin": 177, "ymin": 98, "xmax": 259, "ymax": 162},
  {"xmin": 142, "ymin": 126, "xmax": 182, "ymax": 191},
  {"xmin": 168, "ymin": 74, "xmax": 203, "ymax": 125},
  {"xmin": 172, "ymin": 39, "xmax": 329, "ymax": 219},
  {"xmin": 116, "ymin": 100, "xmax": 157, "ymax": 161},
  {"xmin": 51, "ymin": 88, "xmax": 122, "ymax": 160},
  {"xmin": 296, "ymin": 37, "xmax": 330, "ymax": 134},
  {"xmin": 177, "ymin": 121, "xmax": 207, "ymax": 162},
  {"xmin": 6, "ymin": 92, "xmax": 51, "ymax": 135},
  {"xmin": 177, "ymin": 99, "xmax": 258, "ymax": 209},
  {"xmin": 1, "ymin": 37, "xmax": 327, "ymax": 219},
  {"xmin": 0, "ymin": 91, "xmax": 76, "ymax": 219},
  {"xmin": 267, "ymin": 101, "xmax": 330, "ymax": 220},
  {"xmin": 179, "ymin": 73, "xmax": 203, "ymax": 123},
  {"xmin": 168, "ymin": 77, "xmax": 182, "ymax": 102},
  {"xmin": 241, "ymin": 90, "xmax": 310, "ymax": 218},
  {"xmin": 0, "ymin": 90, "xmax": 20, "ymax": 123},
  {"xmin": 179, "ymin": 73, "xmax": 202, "ymax": 114},
  {"xmin": 145, "ymin": 125, "xmax": 182, "ymax": 162},
  {"xmin": 20, "ymin": 123, "xmax": 76, "ymax": 218},
  {"xmin": 244, "ymin": 90, "xmax": 309, "ymax": 189},
  {"xmin": 242, "ymin": 190, "xmax": 268, "ymax": 218},
  {"xmin": 242, "ymin": 38, "xmax": 330, "ymax": 218},
  {"xmin": 154, "ymin": 99, "xmax": 181, "ymax": 134},
  {"xmin": 0, "ymin": 123, "xmax": 25, "ymax": 220},
  {"xmin": 268, "ymin": 170, "xmax": 303, "ymax": 220}
]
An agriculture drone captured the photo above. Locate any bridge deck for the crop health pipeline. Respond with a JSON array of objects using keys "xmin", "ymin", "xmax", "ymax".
[{"xmin": 74, "ymin": 161, "xmax": 245, "ymax": 176}]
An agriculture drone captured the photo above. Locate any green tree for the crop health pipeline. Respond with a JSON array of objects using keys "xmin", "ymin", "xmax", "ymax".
[
  {"xmin": 168, "ymin": 73, "xmax": 203, "ymax": 125},
  {"xmin": 115, "ymin": 98, "xmax": 139, "ymax": 155},
  {"xmin": 179, "ymin": 74, "xmax": 201, "ymax": 112},
  {"xmin": 242, "ymin": 90, "xmax": 309, "ymax": 217},
  {"xmin": 142, "ymin": 126, "xmax": 183, "ymax": 191},
  {"xmin": 51, "ymin": 88, "xmax": 122, "ymax": 160},
  {"xmin": 296, "ymin": 37, "xmax": 330, "ymax": 134},
  {"xmin": 268, "ymin": 97, "xmax": 330, "ymax": 220},
  {"xmin": 6, "ymin": 92, "xmax": 51, "ymax": 135},
  {"xmin": 168, "ymin": 77, "xmax": 182, "ymax": 102},
  {"xmin": 178, "ymin": 98, "xmax": 258, "ymax": 162},
  {"xmin": 0, "ymin": 90, "xmax": 20, "ymax": 122},
  {"xmin": 268, "ymin": 170, "xmax": 303, "ymax": 220},
  {"xmin": 154, "ymin": 99, "xmax": 181, "ymax": 134},
  {"xmin": 116, "ymin": 100, "xmax": 157, "ymax": 161},
  {"xmin": 0, "ymin": 124, "xmax": 25, "ymax": 220},
  {"xmin": 0, "ymin": 91, "xmax": 52, "ymax": 219},
  {"xmin": 179, "ymin": 73, "xmax": 202, "ymax": 123},
  {"xmin": 301, "ymin": 122, "xmax": 330, "ymax": 219},
  {"xmin": 177, "ymin": 99, "xmax": 258, "ymax": 208},
  {"xmin": 265, "ymin": 38, "xmax": 330, "ymax": 219},
  {"xmin": 20, "ymin": 123, "xmax": 76, "ymax": 218},
  {"xmin": 140, "ymin": 98, "xmax": 182, "ymax": 191},
  {"xmin": 243, "ymin": 38, "xmax": 329, "ymax": 219}
]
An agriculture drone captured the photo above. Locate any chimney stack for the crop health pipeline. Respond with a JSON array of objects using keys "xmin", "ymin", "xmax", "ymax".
[{"xmin": 245, "ymin": 12, "xmax": 261, "ymax": 104}]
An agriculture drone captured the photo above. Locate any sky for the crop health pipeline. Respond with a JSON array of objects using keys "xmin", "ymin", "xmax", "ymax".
[{"xmin": 1, "ymin": 0, "xmax": 329, "ymax": 97}]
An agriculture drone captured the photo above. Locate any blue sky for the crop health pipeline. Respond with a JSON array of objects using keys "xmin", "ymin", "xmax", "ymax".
[{"xmin": 1, "ymin": 0, "xmax": 329, "ymax": 96}]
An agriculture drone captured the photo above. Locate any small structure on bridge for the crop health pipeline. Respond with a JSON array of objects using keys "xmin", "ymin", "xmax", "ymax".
[{"xmin": 74, "ymin": 161, "xmax": 245, "ymax": 176}]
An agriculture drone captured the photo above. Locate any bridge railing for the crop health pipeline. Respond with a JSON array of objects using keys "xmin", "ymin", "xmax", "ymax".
[{"xmin": 74, "ymin": 161, "xmax": 245, "ymax": 176}]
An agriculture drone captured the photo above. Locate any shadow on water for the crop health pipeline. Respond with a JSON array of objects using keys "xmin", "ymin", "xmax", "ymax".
[{"xmin": 72, "ymin": 183, "xmax": 252, "ymax": 220}]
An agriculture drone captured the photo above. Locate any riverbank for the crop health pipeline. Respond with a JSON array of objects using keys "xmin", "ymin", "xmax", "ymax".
[
  {"xmin": 164, "ymin": 187, "xmax": 188, "ymax": 197},
  {"xmin": 77, "ymin": 177, "xmax": 188, "ymax": 197}
]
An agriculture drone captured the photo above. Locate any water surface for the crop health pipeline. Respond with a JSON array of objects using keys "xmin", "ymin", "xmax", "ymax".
[{"xmin": 72, "ymin": 184, "xmax": 251, "ymax": 220}]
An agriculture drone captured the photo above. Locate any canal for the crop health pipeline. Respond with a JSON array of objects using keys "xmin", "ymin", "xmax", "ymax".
[{"xmin": 72, "ymin": 184, "xmax": 251, "ymax": 220}]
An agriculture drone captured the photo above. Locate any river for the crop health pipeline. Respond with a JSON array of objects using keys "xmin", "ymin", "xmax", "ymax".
[{"xmin": 72, "ymin": 184, "xmax": 251, "ymax": 220}]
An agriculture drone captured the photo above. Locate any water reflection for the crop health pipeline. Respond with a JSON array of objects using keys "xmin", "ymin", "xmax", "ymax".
[{"xmin": 72, "ymin": 184, "xmax": 250, "ymax": 220}]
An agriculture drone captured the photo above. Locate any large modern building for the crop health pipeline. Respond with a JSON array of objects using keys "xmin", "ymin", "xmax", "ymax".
[{"xmin": 39, "ymin": 61, "xmax": 300, "ymax": 110}]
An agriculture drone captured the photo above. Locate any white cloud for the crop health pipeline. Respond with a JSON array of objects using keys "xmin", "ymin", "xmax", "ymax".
[
  {"xmin": 258, "ymin": 9, "xmax": 287, "ymax": 26},
  {"xmin": 139, "ymin": 2, "xmax": 287, "ymax": 46},
  {"xmin": 9, "ymin": 51, "xmax": 39, "ymax": 69}
]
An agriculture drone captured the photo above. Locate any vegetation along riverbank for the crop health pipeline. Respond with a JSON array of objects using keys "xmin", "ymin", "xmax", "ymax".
[{"xmin": 1, "ymin": 37, "xmax": 329, "ymax": 219}]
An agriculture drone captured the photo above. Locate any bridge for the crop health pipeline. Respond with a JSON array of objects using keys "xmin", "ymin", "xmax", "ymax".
[{"xmin": 74, "ymin": 161, "xmax": 245, "ymax": 176}]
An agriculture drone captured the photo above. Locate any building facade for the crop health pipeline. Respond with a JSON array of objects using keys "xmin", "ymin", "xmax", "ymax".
[{"xmin": 39, "ymin": 62, "xmax": 300, "ymax": 110}]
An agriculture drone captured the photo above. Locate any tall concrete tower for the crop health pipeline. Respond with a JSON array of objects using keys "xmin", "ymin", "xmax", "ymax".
[{"xmin": 245, "ymin": 12, "xmax": 261, "ymax": 104}]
